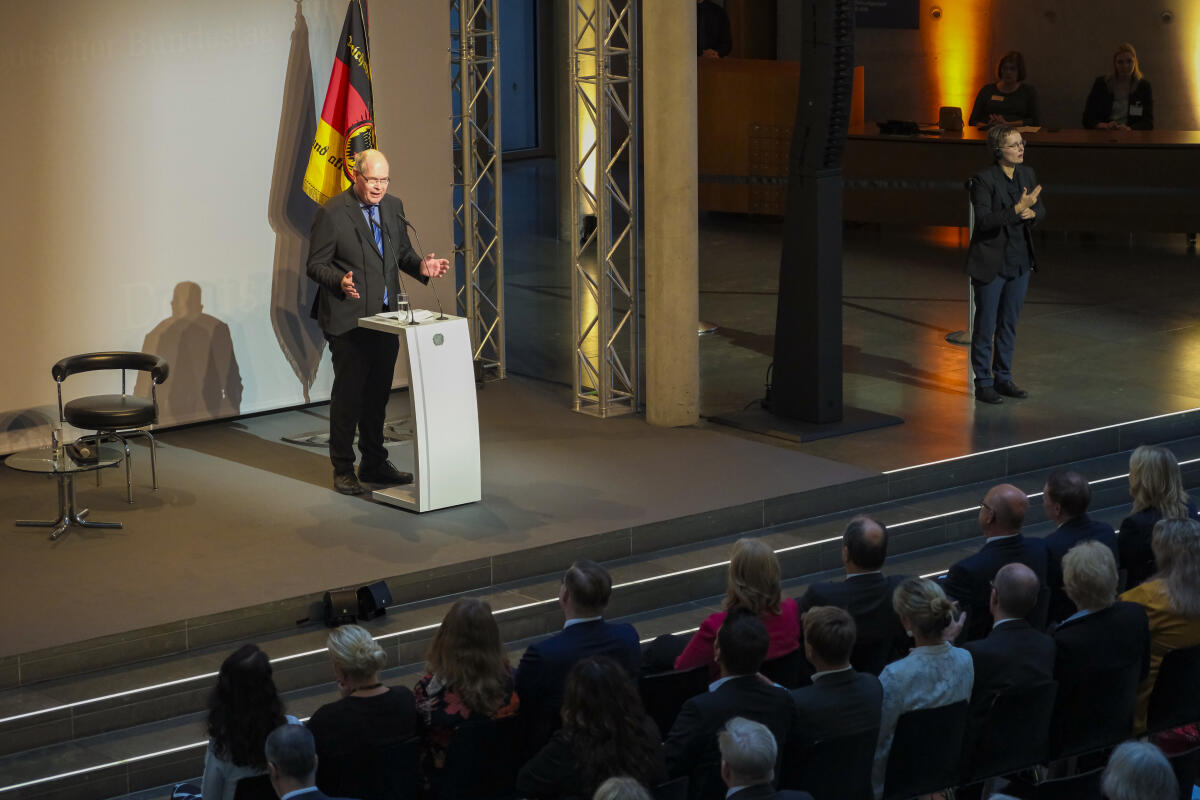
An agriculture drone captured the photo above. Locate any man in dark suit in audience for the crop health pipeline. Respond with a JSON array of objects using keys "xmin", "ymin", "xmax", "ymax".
[
  {"xmin": 718, "ymin": 717, "xmax": 813, "ymax": 800},
  {"xmin": 797, "ymin": 516, "xmax": 908, "ymax": 672},
  {"xmin": 1041, "ymin": 470, "xmax": 1119, "ymax": 624},
  {"xmin": 665, "ymin": 609, "xmax": 796, "ymax": 798},
  {"xmin": 515, "ymin": 559, "xmax": 641, "ymax": 750},
  {"xmin": 790, "ymin": 605, "xmax": 882, "ymax": 745},
  {"xmin": 963, "ymin": 563, "xmax": 1055, "ymax": 728},
  {"xmin": 266, "ymin": 723, "xmax": 351, "ymax": 800},
  {"xmin": 944, "ymin": 483, "xmax": 1049, "ymax": 641}
]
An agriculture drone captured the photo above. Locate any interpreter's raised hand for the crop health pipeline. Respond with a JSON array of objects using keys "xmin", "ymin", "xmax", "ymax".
[
  {"xmin": 341, "ymin": 270, "xmax": 360, "ymax": 299},
  {"xmin": 421, "ymin": 253, "xmax": 451, "ymax": 279},
  {"xmin": 1015, "ymin": 185, "xmax": 1042, "ymax": 213},
  {"xmin": 1018, "ymin": 207, "xmax": 1037, "ymax": 221}
]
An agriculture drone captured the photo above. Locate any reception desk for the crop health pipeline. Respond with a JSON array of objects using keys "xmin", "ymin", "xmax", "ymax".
[{"xmin": 843, "ymin": 126, "xmax": 1200, "ymax": 233}]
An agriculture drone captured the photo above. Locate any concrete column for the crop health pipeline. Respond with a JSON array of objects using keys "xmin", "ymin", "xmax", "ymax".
[{"xmin": 643, "ymin": 0, "xmax": 700, "ymax": 426}]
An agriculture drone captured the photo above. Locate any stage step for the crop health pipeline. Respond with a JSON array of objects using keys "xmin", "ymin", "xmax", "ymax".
[{"xmin": 1, "ymin": 422, "xmax": 1198, "ymax": 800}]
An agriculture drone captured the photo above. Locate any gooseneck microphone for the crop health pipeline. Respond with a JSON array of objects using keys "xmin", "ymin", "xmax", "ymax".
[
  {"xmin": 372, "ymin": 213, "xmax": 417, "ymax": 325},
  {"xmin": 394, "ymin": 210, "xmax": 449, "ymax": 321}
]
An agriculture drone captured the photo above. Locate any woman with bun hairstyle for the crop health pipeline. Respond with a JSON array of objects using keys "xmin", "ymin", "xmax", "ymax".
[
  {"xmin": 306, "ymin": 624, "xmax": 416, "ymax": 798},
  {"xmin": 870, "ymin": 578, "xmax": 972, "ymax": 799}
]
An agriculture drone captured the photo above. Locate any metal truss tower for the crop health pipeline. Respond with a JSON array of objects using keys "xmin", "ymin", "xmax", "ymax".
[
  {"xmin": 451, "ymin": 0, "xmax": 505, "ymax": 379},
  {"xmin": 569, "ymin": 0, "xmax": 640, "ymax": 416}
]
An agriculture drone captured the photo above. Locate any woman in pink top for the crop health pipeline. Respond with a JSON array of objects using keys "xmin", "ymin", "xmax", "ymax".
[{"xmin": 674, "ymin": 537, "xmax": 800, "ymax": 676}]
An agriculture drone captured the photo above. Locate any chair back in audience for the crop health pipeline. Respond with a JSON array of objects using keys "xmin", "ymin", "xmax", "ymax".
[
  {"xmin": 439, "ymin": 715, "xmax": 521, "ymax": 800},
  {"xmin": 1166, "ymin": 743, "xmax": 1200, "ymax": 800},
  {"xmin": 781, "ymin": 727, "xmax": 878, "ymax": 800},
  {"xmin": 882, "ymin": 700, "xmax": 969, "ymax": 800},
  {"xmin": 849, "ymin": 636, "xmax": 892, "ymax": 676},
  {"xmin": 1030, "ymin": 585, "xmax": 1051, "ymax": 631},
  {"xmin": 639, "ymin": 665, "xmax": 709, "ymax": 739},
  {"xmin": 651, "ymin": 776, "xmax": 689, "ymax": 800},
  {"xmin": 231, "ymin": 774, "xmax": 277, "ymax": 800},
  {"xmin": 319, "ymin": 736, "xmax": 421, "ymax": 800},
  {"xmin": 1030, "ymin": 765, "xmax": 1104, "ymax": 800},
  {"xmin": 760, "ymin": 648, "xmax": 806, "ymax": 689},
  {"xmin": 1146, "ymin": 644, "xmax": 1200, "ymax": 734},
  {"xmin": 685, "ymin": 759, "xmax": 724, "ymax": 800},
  {"xmin": 1049, "ymin": 662, "xmax": 1140, "ymax": 760},
  {"xmin": 961, "ymin": 681, "xmax": 1058, "ymax": 783}
]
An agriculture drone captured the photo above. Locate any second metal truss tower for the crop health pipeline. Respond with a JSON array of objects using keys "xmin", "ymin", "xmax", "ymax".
[
  {"xmin": 569, "ymin": 0, "xmax": 640, "ymax": 416},
  {"xmin": 451, "ymin": 0, "xmax": 505, "ymax": 378}
]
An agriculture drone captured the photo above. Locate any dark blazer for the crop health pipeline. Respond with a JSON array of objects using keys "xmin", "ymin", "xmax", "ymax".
[
  {"xmin": 1082, "ymin": 76, "xmax": 1154, "ymax": 130},
  {"xmin": 1044, "ymin": 514, "xmax": 1119, "ymax": 623},
  {"xmin": 965, "ymin": 163, "xmax": 1046, "ymax": 283},
  {"xmin": 1052, "ymin": 602, "xmax": 1150, "ymax": 684},
  {"xmin": 306, "ymin": 188, "xmax": 426, "ymax": 336},
  {"xmin": 944, "ymin": 534, "xmax": 1049, "ymax": 642},
  {"xmin": 789, "ymin": 668, "xmax": 882, "ymax": 745},
  {"xmin": 515, "ymin": 717, "xmax": 665, "ymax": 800},
  {"xmin": 727, "ymin": 785, "xmax": 814, "ymax": 800},
  {"xmin": 515, "ymin": 618, "xmax": 642, "ymax": 747},
  {"xmin": 963, "ymin": 619, "xmax": 1055, "ymax": 725},
  {"xmin": 664, "ymin": 676, "xmax": 796, "ymax": 779},
  {"xmin": 798, "ymin": 573, "xmax": 908, "ymax": 672},
  {"xmin": 1118, "ymin": 501, "xmax": 1199, "ymax": 589}
]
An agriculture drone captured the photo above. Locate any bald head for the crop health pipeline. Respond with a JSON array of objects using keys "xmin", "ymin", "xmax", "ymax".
[
  {"xmin": 982, "ymin": 484, "xmax": 1028, "ymax": 536},
  {"xmin": 352, "ymin": 148, "xmax": 390, "ymax": 206},
  {"xmin": 992, "ymin": 562, "xmax": 1040, "ymax": 619},
  {"xmin": 843, "ymin": 516, "xmax": 888, "ymax": 571}
]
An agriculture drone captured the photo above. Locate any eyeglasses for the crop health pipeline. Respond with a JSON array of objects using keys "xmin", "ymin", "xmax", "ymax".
[
  {"xmin": 361, "ymin": 176, "xmax": 390, "ymax": 187},
  {"xmin": 1002, "ymin": 141, "xmax": 1026, "ymax": 151}
]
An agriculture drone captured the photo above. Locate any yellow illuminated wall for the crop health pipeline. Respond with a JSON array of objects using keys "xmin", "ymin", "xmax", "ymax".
[{"xmin": 920, "ymin": 0, "xmax": 992, "ymax": 119}]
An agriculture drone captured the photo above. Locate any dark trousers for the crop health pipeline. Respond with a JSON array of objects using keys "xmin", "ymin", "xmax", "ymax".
[
  {"xmin": 325, "ymin": 326, "xmax": 400, "ymax": 475},
  {"xmin": 970, "ymin": 269, "xmax": 1030, "ymax": 387}
]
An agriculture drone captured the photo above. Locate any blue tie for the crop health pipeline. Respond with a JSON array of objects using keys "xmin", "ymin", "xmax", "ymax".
[{"xmin": 368, "ymin": 206, "xmax": 388, "ymax": 307}]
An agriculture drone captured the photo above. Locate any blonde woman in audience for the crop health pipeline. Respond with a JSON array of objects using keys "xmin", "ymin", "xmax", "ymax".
[
  {"xmin": 674, "ymin": 537, "xmax": 800, "ymax": 676},
  {"xmin": 1118, "ymin": 444, "xmax": 1197, "ymax": 588},
  {"xmin": 871, "ymin": 578, "xmax": 972, "ymax": 799},
  {"xmin": 1119, "ymin": 517, "xmax": 1200, "ymax": 733},
  {"xmin": 413, "ymin": 597, "xmax": 519, "ymax": 793},
  {"xmin": 592, "ymin": 776, "xmax": 654, "ymax": 800},
  {"xmin": 306, "ymin": 624, "xmax": 416, "ymax": 798}
]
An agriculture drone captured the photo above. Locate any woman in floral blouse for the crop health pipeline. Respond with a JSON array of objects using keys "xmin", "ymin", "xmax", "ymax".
[{"xmin": 413, "ymin": 597, "xmax": 519, "ymax": 793}]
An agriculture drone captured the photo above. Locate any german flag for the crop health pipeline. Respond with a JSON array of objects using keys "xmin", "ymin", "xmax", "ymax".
[{"xmin": 302, "ymin": 0, "xmax": 375, "ymax": 204}]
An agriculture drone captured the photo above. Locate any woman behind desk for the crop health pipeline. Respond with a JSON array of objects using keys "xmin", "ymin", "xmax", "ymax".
[
  {"xmin": 969, "ymin": 51, "xmax": 1040, "ymax": 127},
  {"xmin": 1083, "ymin": 42, "xmax": 1153, "ymax": 130}
]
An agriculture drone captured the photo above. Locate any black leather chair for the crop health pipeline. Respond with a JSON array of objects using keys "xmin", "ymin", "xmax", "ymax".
[
  {"xmin": 781, "ymin": 726, "xmax": 878, "ymax": 800},
  {"xmin": 1146, "ymin": 644, "xmax": 1200, "ymax": 734},
  {"xmin": 1166, "ymin": 743, "xmax": 1200, "ymax": 800},
  {"xmin": 316, "ymin": 735, "xmax": 420, "ymax": 800},
  {"xmin": 232, "ymin": 774, "xmax": 277, "ymax": 800},
  {"xmin": 439, "ymin": 715, "xmax": 521, "ymax": 799},
  {"xmin": 1049, "ymin": 662, "xmax": 1140, "ymax": 760},
  {"xmin": 849, "ymin": 635, "xmax": 893, "ymax": 676},
  {"xmin": 53, "ymin": 352, "xmax": 169, "ymax": 503},
  {"xmin": 961, "ymin": 681, "xmax": 1058, "ymax": 784},
  {"xmin": 760, "ymin": 648, "xmax": 806, "ymax": 689},
  {"xmin": 652, "ymin": 776, "xmax": 689, "ymax": 800},
  {"xmin": 639, "ymin": 665, "xmax": 709, "ymax": 739},
  {"xmin": 1030, "ymin": 765, "xmax": 1104, "ymax": 800},
  {"xmin": 882, "ymin": 700, "xmax": 969, "ymax": 800}
]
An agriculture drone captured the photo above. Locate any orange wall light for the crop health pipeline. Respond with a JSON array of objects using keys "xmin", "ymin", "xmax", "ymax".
[{"xmin": 922, "ymin": 0, "xmax": 992, "ymax": 119}]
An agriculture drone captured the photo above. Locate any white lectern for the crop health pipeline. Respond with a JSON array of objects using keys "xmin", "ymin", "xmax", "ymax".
[{"xmin": 358, "ymin": 310, "xmax": 481, "ymax": 512}]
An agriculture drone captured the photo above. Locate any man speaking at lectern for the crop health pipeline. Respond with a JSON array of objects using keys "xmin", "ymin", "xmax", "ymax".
[{"xmin": 307, "ymin": 149, "xmax": 451, "ymax": 495}]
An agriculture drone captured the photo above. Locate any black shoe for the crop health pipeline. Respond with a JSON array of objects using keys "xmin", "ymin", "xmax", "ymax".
[
  {"xmin": 359, "ymin": 461, "xmax": 414, "ymax": 485},
  {"xmin": 334, "ymin": 471, "xmax": 368, "ymax": 495},
  {"xmin": 976, "ymin": 386, "xmax": 1003, "ymax": 404},
  {"xmin": 995, "ymin": 380, "xmax": 1028, "ymax": 399}
]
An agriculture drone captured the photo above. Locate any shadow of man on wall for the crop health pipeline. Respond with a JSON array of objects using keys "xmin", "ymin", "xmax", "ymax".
[{"xmin": 136, "ymin": 281, "xmax": 242, "ymax": 426}]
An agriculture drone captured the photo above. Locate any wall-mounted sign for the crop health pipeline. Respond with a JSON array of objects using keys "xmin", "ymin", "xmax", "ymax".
[{"xmin": 856, "ymin": 0, "xmax": 919, "ymax": 30}]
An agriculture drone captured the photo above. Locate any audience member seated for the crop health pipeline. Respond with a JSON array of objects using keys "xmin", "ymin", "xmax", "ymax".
[
  {"xmin": 871, "ymin": 578, "xmax": 973, "ymax": 799},
  {"xmin": 265, "ymin": 724, "xmax": 348, "ymax": 800},
  {"xmin": 173, "ymin": 644, "xmax": 295, "ymax": 800},
  {"xmin": 414, "ymin": 597, "xmax": 519, "ymax": 793},
  {"xmin": 674, "ymin": 538, "xmax": 800, "ymax": 678},
  {"xmin": 593, "ymin": 776, "xmax": 654, "ymax": 800},
  {"xmin": 962, "ymin": 563, "xmax": 1055, "ymax": 731},
  {"xmin": 1119, "ymin": 517, "xmax": 1200, "ymax": 733},
  {"xmin": 664, "ymin": 608, "xmax": 796, "ymax": 797},
  {"xmin": 696, "ymin": 0, "xmax": 731, "ymax": 59},
  {"xmin": 1083, "ymin": 42, "xmax": 1154, "ymax": 130},
  {"xmin": 797, "ymin": 516, "xmax": 908, "ymax": 673},
  {"xmin": 968, "ymin": 51, "xmax": 1040, "ymax": 127},
  {"xmin": 944, "ymin": 483, "xmax": 1048, "ymax": 641},
  {"xmin": 718, "ymin": 717, "xmax": 813, "ymax": 800},
  {"xmin": 517, "ymin": 656, "xmax": 665, "ymax": 799},
  {"xmin": 1042, "ymin": 469, "xmax": 1119, "ymax": 624},
  {"xmin": 516, "ymin": 559, "xmax": 641, "ymax": 749},
  {"xmin": 1118, "ymin": 444, "xmax": 1198, "ymax": 589},
  {"xmin": 1100, "ymin": 740, "xmax": 1177, "ymax": 800},
  {"xmin": 306, "ymin": 624, "xmax": 416, "ymax": 798},
  {"xmin": 790, "ymin": 606, "xmax": 882, "ymax": 745}
]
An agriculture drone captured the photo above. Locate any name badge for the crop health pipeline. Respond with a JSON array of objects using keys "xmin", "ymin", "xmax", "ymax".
[
  {"xmin": 991, "ymin": 95, "xmax": 1005, "ymax": 102},
  {"xmin": 1130, "ymin": 103, "xmax": 1144, "ymax": 116}
]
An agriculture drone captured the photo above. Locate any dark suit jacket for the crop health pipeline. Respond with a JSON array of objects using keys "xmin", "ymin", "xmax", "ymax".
[
  {"xmin": 963, "ymin": 619, "xmax": 1055, "ymax": 725},
  {"xmin": 1082, "ymin": 76, "xmax": 1153, "ymax": 130},
  {"xmin": 1052, "ymin": 602, "xmax": 1150, "ymax": 685},
  {"xmin": 515, "ymin": 618, "xmax": 642, "ymax": 747},
  {"xmin": 965, "ymin": 163, "xmax": 1046, "ymax": 282},
  {"xmin": 1118, "ymin": 501, "xmax": 1199, "ymax": 589},
  {"xmin": 306, "ymin": 188, "xmax": 426, "ymax": 336},
  {"xmin": 1044, "ymin": 514, "xmax": 1119, "ymax": 623},
  {"xmin": 798, "ymin": 573, "xmax": 908, "ymax": 672},
  {"xmin": 944, "ymin": 534, "xmax": 1049, "ymax": 642},
  {"xmin": 727, "ymin": 785, "xmax": 813, "ymax": 800},
  {"xmin": 789, "ymin": 668, "xmax": 882, "ymax": 745},
  {"xmin": 664, "ymin": 676, "xmax": 796, "ymax": 779}
]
